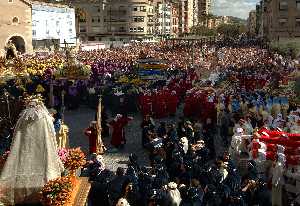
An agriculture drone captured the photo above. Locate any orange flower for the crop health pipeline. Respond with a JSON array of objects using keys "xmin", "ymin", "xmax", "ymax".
[{"xmin": 40, "ymin": 176, "xmax": 75, "ymax": 206}]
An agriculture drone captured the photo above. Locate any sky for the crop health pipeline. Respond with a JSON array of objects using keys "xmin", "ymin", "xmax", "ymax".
[{"xmin": 213, "ymin": 0, "xmax": 260, "ymax": 19}]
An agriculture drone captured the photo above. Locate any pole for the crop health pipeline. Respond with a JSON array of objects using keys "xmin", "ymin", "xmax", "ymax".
[
  {"xmin": 4, "ymin": 90, "xmax": 11, "ymax": 126},
  {"xmin": 192, "ymin": 41, "xmax": 195, "ymax": 67},
  {"xmin": 49, "ymin": 78, "xmax": 54, "ymax": 108},
  {"xmin": 96, "ymin": 95, "xmax": 106, "ymax": 154},
  {"xmin": 61, "ymin": 90, "xmax": 66, "ymax": 121}
]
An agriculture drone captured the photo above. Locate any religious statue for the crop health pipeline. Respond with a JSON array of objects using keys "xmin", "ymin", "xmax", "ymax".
[
  {"xmin": 4, "ymin": 40, "xmax": 17, "ymax": 60},
  {"xmin": 0, "ymin": 95, "xmax": 64, "ymax": 205},
  {"xmin": 54, "ymin": 41, "xmax": 91, "ymax": 79},
  {"xmin": 57, "ymin": 122, "xmax": 69, "ymax": 149}
]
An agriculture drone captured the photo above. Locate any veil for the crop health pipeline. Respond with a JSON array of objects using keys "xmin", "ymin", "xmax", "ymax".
[{"xmin": 0, "ymin": 100, "xmax": 64, "ymax": 205}]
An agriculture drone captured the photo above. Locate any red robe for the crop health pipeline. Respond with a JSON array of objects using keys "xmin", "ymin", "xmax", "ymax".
[
  {"xmin": 155, "ymin": 92, "xmax": 168, "ymax": 118},
  {"xmin": 168, "ymin": 94, "xmax": 179, "ymax": 115},
  {"xmin": 84, "ymin": 127, "xmax": 98, "ymax": 154},
  {"xmin": 140, "ymin": 94, "xmax": 152, "ymax": 116},
  {"xmin": 109, "ymin": 117, "xmax": 131, "ymax": 147},
  {"xmin": 183, "ymin": 95, "xmax": 193, "ymax": 117}
]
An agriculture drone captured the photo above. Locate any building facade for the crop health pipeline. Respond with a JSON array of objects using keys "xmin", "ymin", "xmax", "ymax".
[
  {"xmin": 198, "ymin": 0, "xmax": 212, "ymax": 26},
  {"xmin": 0, "ymin": 0, "xmax": 33, "ymax": 56},
  {"xmin": 177, "ymin": 0, "xmax": 197, "ymax": 33},
  {"xmin": 31, "ymin": 2, "xmax": 76, "ymax": 50},
  {"xmin": 0, "ymin": 0, "xmax": 76, "ymax": 56},
  {"xmin": 154, "ymin": 0, "xmax": 172, "ymax": 37},
  {"xmin": 247, "ymin": 10, "xmax": 256, "ymax": 36},
  {"xmin": 68, "ymin": 0, "xmax": 155, "ymax": 42},
  {"xmin": 171, "ymin": 1, "xmax": 179, "ymax": 36},
  {"xmin": 207, "ymin": 16, "xmax": 229, "ymax": 29},
  {"xmin": 256, "ymin": 0, "xmax": 300, "ymax": 40}
]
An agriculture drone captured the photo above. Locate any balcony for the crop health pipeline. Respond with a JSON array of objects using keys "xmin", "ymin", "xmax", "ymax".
[
  {"xmin": 104, "ymin": 19, "xmax": 128, "ymax": 23},
  {"xmin": 107, "ymin": 10, "xmax": 127, "ymax": 16}
]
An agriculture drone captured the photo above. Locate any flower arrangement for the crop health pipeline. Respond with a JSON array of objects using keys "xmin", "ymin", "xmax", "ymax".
[
  {"xmin": 40, "ymin": 176, "xmax": 75, "ymax": 206},
  {"xmin": 57, "ymin": 148, "xmax": 69, "ymax": 164},
  {"xmin": 64, "ymin": 147, "xmax": 86, "ymax": 171},
  {"xmin": 54, "ymin": 64, "xmax": 91, "ymax": 79}
]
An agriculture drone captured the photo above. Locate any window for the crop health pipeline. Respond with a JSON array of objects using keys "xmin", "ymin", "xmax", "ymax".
[
  {"xmin": 140, "ymin": 6, "xmax": 146, "ymax": 12},
  {"xmin": 80, "ymin": 26, "xmax": 87, "ymax": 32},
  {"xmin": 88, "ymin": 36, "xmax": 95, "ymax": 41},
  {"xmin": 12, "ymin": 17, "xmax": 19, "ymax": 23},
  {"xmin": 297, "ymin": 0, "xmax": 300, "ymax": 9},
  {"xmin": 279, "ymin": 18, "xmax": 288, "ymax": 27},
  {"xmin": 92, "ymin": 16, "xmax": 100, "ymax": 23},
  {"xmin": 133, "ymin": 27, "xmax": 137, "ymax": 32},
  {"xmin": 133, "ymin": 7, "xmax": 138, "ymax": 11},
  {"xmin": 79, "ymin": 17, "xmax": 86, "ymax": 23},
  {"xmin": 137, "ymin": 27, "xmax": 144, "ymax": 32},
  {"xmin": 279, "ymin": 1, "xmax": 288, "ymax": 11},
  {"xmin": 119, "ymin": 26, "xmax": 126, "ymax": 32},
  {"xmin": 296, "ymin": 18, "xmax": 300, "ymax": 27},
  {"xmin": 32, "ymin": 30, "xmax": 36, "ymax": 36},
  {"xmin": 8, "ymin": 0, "xmax": 13, "ymax": 2},
  {"xmin": 129, "ymin": 27, "xmax": 133, "ymax": 32},
  {"xmin": 133, "ymin": 16, "xmax": 144, "ymax": 22}
]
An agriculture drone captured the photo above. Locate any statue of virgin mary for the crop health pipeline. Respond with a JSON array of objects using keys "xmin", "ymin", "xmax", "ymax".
[{"xmin": 0, "ymin": 95, "xmax": 64, "ymax": 205}]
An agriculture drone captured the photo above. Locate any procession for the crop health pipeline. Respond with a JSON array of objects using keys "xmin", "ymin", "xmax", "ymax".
[
  {"xmin": 0, "ymin": 0, "xmax": 300, "ymax": 205},
  {"xmin": 0, "ymin": 35, "xmax": 299, "ymax": 206}
]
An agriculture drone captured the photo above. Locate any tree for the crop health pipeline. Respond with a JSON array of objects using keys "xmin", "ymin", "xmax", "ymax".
[
  {"xmin": 216, "ymin": 23, "xmax": 246, "ymax": 38},
  {"xmin": 190, "ymin": 25, "xmax": 217, "ymax": 37}
]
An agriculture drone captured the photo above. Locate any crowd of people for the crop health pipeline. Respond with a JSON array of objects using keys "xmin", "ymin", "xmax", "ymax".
[
  {"xmin": 0, "ymin": 38, "xmax": 299, "ymax": 206},
  {"xmin": 83, "ymin": 40, "xmax": 299, "ymax": 206}
]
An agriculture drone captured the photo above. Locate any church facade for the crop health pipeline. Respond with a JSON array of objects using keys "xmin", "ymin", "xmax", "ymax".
[
  {"xmin": 0, "ymin": 0, "xmax": 33, "ymax": 56},
  {"xmin": 0, "ymin": 0, "xmax": 76, "ymax": 57}
]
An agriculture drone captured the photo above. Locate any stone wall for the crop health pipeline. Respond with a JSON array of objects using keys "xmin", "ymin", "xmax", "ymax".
[{"xmin": 0, "ymin": 0, "xmax": 33, "ymax": 57}]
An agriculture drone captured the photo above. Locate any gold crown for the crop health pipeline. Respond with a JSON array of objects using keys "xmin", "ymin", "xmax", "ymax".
[{"xmin": 24, "ymin": 94, "xmax": 44, "ymax": 106}]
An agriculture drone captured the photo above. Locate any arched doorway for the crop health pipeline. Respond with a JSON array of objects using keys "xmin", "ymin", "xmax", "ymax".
[{"xmin": 8, "ymin": 36, "xmax": 26, "ymax": 54}]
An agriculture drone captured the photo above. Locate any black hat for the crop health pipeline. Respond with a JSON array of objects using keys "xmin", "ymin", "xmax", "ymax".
[{"xmin": 129, "ymin": 153, "xmax": 138, "ymax": 163}]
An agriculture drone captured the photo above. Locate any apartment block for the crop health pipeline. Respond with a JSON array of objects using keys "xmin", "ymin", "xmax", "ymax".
[
  {"xmin": 67, "ymin": 0, "xmax": 155, "ymax": 42},
  {"xmin": 256, "ymin": 0, "xmax": 300, "ymax": 40},
  {"xmin": 247, "ymin": 10, "xmax": 257, "ymax": 35}
]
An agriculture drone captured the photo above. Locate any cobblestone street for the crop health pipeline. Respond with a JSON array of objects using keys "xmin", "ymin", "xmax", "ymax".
[
  {"xmin": 64, "ymin": 106, "xmax": 151, "ymax": 171},
  {"xmin": 64, "ymin": 105, "xmax": 226, "ymax": 172}
]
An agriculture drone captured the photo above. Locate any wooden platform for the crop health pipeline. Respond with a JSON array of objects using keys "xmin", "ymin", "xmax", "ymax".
[{"xmin": 71, "ymin": 177, "xmax": 91, "ymax": 206}]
